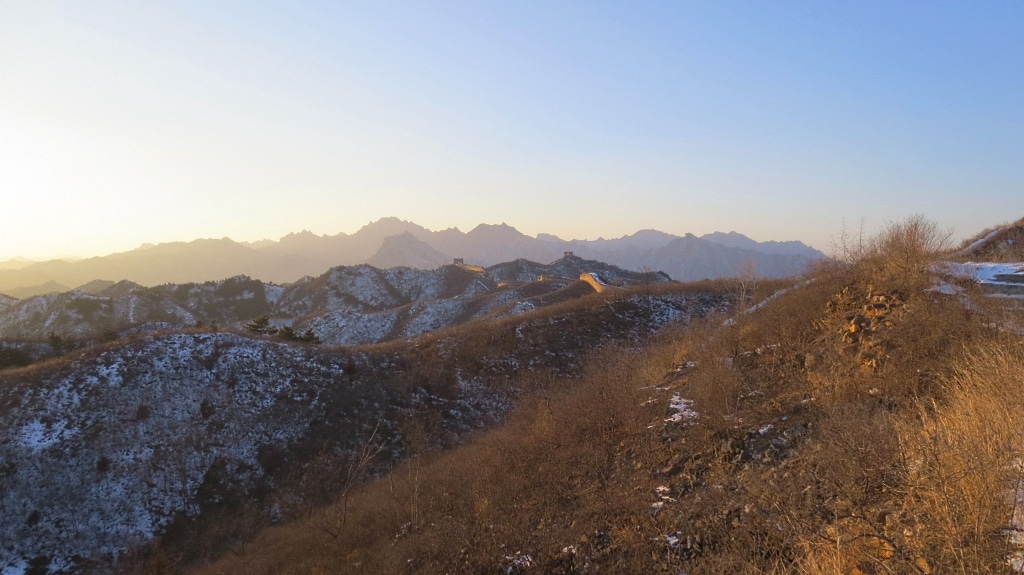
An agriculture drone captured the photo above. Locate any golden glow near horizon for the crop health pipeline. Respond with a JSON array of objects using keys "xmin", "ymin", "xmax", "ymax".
[{"xmin": 2, "ymin": 2, "xmax": 1021, "ymax": 261}]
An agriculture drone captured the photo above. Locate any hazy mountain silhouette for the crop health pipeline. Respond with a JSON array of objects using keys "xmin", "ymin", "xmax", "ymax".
[
  {"xmin": 700, "ymin": 231, "xmax": 824, "ymax": 258},
  {"xmin": 367, "ymin": 232, "xmax": 451, "ymax": 269},
  {"xmin": 0, "ymin": 218, "xmax": 826, "ymax": 296}
]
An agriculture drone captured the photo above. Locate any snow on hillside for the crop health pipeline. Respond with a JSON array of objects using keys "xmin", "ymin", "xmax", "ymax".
[
  {"xmin": 0, "ymin": 276, "xmax": 284, "ymax": 340},
  {"xmin": 400, "ymin": 299, "xmax": 470, "ymax": 338},
  {"xmin": 0, "ymin": 333, "xmax": 346, "ymax": 571},
  {"xmin": 0, "ymin": 279, "xmax": 729, "ymax": 572},
  {"xmin": 0, "ymin": 257, "xmax": 670, "ymax": 349},
  {"xmin": 307, "ymin": 307, "xmax": 402, "ymax": 345},
  {"xmin": 932, "ymin": 262, "xmax": 1024, "ymax": 299},
  {"xmin": 0, "ymin": 257, "xmax": 695, "ymax": 571},
  {"xmin": 934, "ymin": 261, "xmax": 1024, "ymax": 285},
  {"xmin": 960, "ymin": 228, "xmax": 1006, "ymax": 254}
]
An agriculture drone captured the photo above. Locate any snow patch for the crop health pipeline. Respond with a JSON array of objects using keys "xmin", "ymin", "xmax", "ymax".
[
  {"xmin": 665, "ymin": 394, "xmax": 698, "ymax": 423},
  {"xmin": 933, "ymin": 261, "xmax": 1024, "ymax": 285},
  {"xmin": 961, "ymin": 228, "xmax": 1005, "ymax": 254},
  {"xmin": 17, "ymin": 418, "xmax": 73, "ymax": 450}
]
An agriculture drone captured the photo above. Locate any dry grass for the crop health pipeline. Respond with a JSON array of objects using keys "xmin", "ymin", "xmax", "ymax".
[
  {"xmin": 893, "ymin": 344, "xmax": 1024, "ymax": 573},
  {"xmin": 192, "ymin": 342, "xmax": 675, "ymax": 574},
  {"xmin": 177, "ymin": 216, "xmax": 1024, "ymax": 575}
]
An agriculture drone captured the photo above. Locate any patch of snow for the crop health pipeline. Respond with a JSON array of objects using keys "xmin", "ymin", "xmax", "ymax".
[
  {"xmin": 930, "ymin": 280, "xmax": 964, "ymax": 296},
  {"xmin": 505, "ymin": 300, "xmax": 536, "ymax": 316},
  {"xmin": 17, "ymin": 418, "xmax": 73, "ymax": 450},
  {"xmin": 989, "ymin": 293, "xmax": 1024, "ymax": 300},
  {"xmin": 933, "ymin": 261, "xmax": 1024, "ymax": 285},
  {"xmin": 961, "ymin": 228, "xmax": 1004, "ymax": 254},
  {"xmin": 726, "ymin": 279, "xmax": 815, "ymax": 325},
  {"xmin": 665, "ymin": 394, "xmax": 698, "ymax": 423},
  {"xmin": 1, "ymin": 559, "xmax": 26, "ymax": 575},
  {"xmin": 264, "ymin": 284, "xmax": 285, "ymax": 304}
]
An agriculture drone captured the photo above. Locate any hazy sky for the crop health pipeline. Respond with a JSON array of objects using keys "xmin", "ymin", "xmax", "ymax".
[{"xmin": 2, "ymin": 1, "xmax": 1021, "ymax": 260}]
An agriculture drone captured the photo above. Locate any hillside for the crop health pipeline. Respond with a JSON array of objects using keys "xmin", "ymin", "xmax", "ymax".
[
  {"xmin": 0, "ymin": 218, "xmax": 825, "ymax": 296},
  {"xmin": 6, "ymin": 216, "xmax": 1018, "ymax": 574},
  {"xmin": 958, "ymin": 216, "xmax": 1024, "ymax": 262},
  {"xmin": 0, "ymin": 255, "xmax": 668, "ymax": 349},
  {"xmin": 187, "ymin": 216, "xmax": 1024, "ymax": 575},
  {"xmin": 0, "ymin": 257, "xmax": 730, "ymax": 574}
]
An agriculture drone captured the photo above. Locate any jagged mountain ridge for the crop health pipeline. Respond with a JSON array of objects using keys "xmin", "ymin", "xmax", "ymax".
[
  {"xmin": 0, "ymin": 255, "xmax": 669, "ymax": 346},
  {"xmin": 699, "ymin": 230, "xmax": 824, "ymax": 257},
  {"xmin": 0, "ymin": 218, "xmax": 825, "ymax": 296}
]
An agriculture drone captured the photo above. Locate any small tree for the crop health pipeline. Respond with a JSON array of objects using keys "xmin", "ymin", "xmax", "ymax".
[
  {"xmin": 244, "ymin": 316, "xmax": 278, "ymax": 336},
  {"xmin": 736, "ymin": 258, "xmax": 758, "ymax": 309},
  {"xmin": 47, "ymin": 332, "xmax": 66, "ymax": 355},
  {"xmin": 276, "ymin": 325, "xmax": 320, "ymax": 344}
]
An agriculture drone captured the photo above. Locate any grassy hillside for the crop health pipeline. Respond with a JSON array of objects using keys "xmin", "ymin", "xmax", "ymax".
[{"xmin": 173, "ymin": 216, "xmax": 1024, "ymax": 575}]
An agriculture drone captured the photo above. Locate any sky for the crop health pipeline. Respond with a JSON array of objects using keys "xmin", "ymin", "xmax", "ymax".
[{"xmin": 1, "ymin": 1, "xmax": 1022, "ymax": 261}]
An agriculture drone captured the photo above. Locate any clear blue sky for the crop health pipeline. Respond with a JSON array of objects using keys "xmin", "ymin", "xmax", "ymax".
[{"xmin": 1, "ymin": 1, "xmax": 1021, "ymax": 260}]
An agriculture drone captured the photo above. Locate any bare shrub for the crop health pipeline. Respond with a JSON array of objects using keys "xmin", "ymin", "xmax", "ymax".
[
  {"xmin": 859, "ymin": 215, "xmax": 953, "ymax": 285},
  {"xmin": 831, "ymin": 218, "xmax": 869, "ymax": 264}
]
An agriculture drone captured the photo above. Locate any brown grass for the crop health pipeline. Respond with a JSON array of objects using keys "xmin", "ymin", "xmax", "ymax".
[
  {"xmin": 179, "ymin": 216, "xmax": 1024, "ymax": 575},
  {"xmin": 192, "ymin": 342, "xmax": 675, "ymax": 574}
]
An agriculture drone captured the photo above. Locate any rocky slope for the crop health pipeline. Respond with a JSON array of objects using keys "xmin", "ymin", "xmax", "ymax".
[
  {"xmin": 0, "ymin": 278, "xmax": 730, "ymax": 574},
  {"xmin": 0, "ymin": 256, "xmax": 666, "ymax": 347}
]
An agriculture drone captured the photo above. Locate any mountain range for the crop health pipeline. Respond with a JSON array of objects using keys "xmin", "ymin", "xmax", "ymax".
[
  {"xmin": 0, "ymin": 254, "xmax": 673, "ymax": 348},
  {"xmin": 0, "ymin": 218, "xmax": 826, "ymax": 297},
  {"xmin": 2, "ymin": 215, "xmax": 1019, "ymax": 574},
  {"xmin": 0, "ymin": 261, "xmax": 726, "ymax": 572}
]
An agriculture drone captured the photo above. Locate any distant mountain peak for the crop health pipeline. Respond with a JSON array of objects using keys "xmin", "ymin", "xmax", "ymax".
[
  {"xmin": 284, "ymin": 229, "xmax": 321, "ymax": 238},
  {"xmin": 359, "ymin": 216, "xmax": 418, "ymax": 231},
  {"xmin": 367, "ymin": 233, "xmax": 451, "ymax": 270},
  {"xmin": 467, "ymin": 223, "xmax": 529, "ymax": 237}
]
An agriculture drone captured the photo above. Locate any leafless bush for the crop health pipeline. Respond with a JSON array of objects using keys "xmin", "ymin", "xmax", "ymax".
[{"xmin": 861, "ymin": 215, "xmax": 953, "ymax": 285}]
